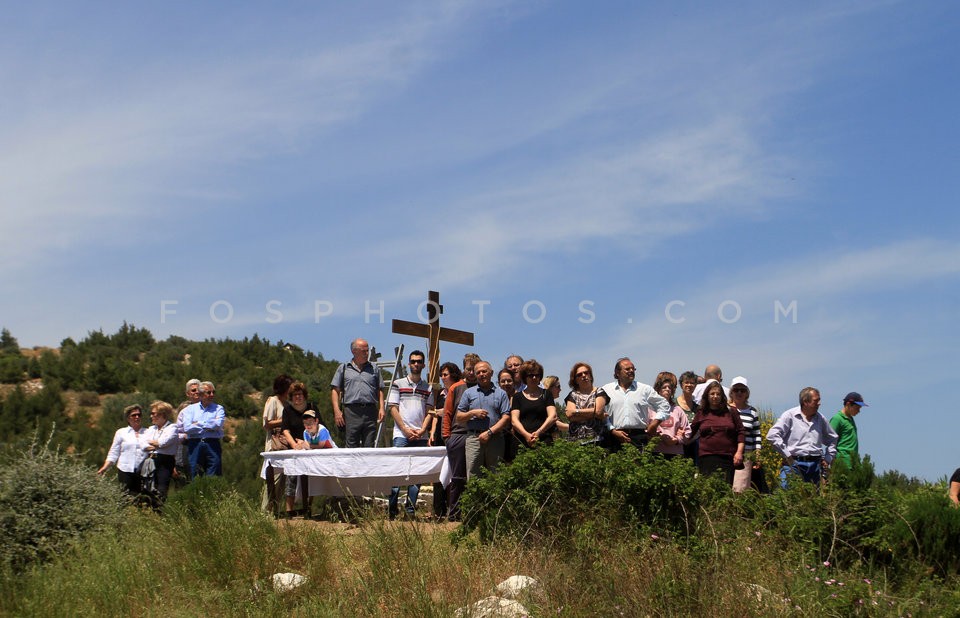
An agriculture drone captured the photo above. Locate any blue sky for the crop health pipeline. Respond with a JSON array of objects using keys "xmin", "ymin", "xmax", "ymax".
[{"xmin": 2, "ymin": 1, "xmax": 958, "ymax": 481}]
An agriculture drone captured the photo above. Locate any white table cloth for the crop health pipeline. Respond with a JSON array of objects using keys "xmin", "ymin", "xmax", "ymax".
[{"xmin": 261, "ymin": 447, "xmax": 450, "ymax": 496}]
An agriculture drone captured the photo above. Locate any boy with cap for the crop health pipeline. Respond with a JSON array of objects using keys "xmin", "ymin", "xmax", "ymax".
[
  {"xmin": 829, "ymin": 392, "xmax": 868, "ymax": 469},
  {"xmin": 303, "ymin": 410, "xmax": 336, "ymax": 449}
]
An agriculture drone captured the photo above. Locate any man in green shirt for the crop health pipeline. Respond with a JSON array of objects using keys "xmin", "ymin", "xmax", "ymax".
[{"xmin": 829, "ymin": 392, "xmax": 868, "ymax": 469}]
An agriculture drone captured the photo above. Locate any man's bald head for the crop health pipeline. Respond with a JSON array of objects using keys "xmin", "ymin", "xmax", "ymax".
[{"xmin": 704, "ymin": 365, "xmax": 722, "ymax": 381}]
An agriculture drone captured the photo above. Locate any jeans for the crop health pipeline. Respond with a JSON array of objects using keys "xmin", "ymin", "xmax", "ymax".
[
  {"xmin": 779, "ymin": 460, "xmax": 823, "ymax": 489},
  {"xmin": 187, "ymin": 438, "xmax": 222, "ymax": 478},
  {"xmin": 388, "ymin": 436, "xmax": 428, "ymax": 517}
]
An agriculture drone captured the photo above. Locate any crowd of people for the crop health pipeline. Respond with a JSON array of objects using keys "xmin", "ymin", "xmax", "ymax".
[
  {"xmin": 99, "ymin": 336, "xmax": 958, "ymax": 519},
  {"xmin": 286, "ymin": 337, "xmax": 876, "ymax": 521}
]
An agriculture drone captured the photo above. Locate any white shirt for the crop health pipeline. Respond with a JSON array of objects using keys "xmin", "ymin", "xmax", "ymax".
[
  {"xmin": 106, "ymin": 426, "xmax": 147, "ymax": 473},
  {"xmin": 692, "ymin": 379, "xmax": 731, "ymax": 404},
  {"xmin": 599, "ymin": 381, "xmax": 671, "ymax": 430},
  {"xmin": 387, "ymin": 376, "xmax": 435, "ymax": 440},
  {"xmin": 144, "ymin": 421, "xmax": 180, "ymax": 456}
]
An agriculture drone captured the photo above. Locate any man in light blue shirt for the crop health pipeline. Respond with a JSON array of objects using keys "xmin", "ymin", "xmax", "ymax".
[
  {"xmin": 178, "ymin": 380, "xmax": 226, "ymax": 478},
  {"xmin": 767, "ymin": 387, "xmax": 838, "ymax": 488}
]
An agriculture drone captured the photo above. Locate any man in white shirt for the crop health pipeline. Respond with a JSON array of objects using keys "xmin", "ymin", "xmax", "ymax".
[
  {"xmin": 386, "ymin": 350, "xmax": 435, "ymax": 520},
  {"xmin": 596, "ymin": 357, "xmax": 671, "ymax": 451}
]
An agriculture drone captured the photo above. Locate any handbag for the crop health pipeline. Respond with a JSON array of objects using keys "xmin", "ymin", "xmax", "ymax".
[{"xmin": 270, "ymin": 428, "xmax": 290, "ymax": 451}]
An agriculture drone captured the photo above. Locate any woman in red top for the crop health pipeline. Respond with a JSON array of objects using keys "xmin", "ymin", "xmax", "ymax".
[{"xmin": 691, "ymin": 381, "xmax": 745, "ymax": 486}]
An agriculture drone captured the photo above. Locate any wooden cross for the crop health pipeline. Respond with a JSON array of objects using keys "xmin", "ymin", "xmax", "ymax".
[{"xmin": 392, "ymin": 290, "xmax": 474, "ymax": 385}]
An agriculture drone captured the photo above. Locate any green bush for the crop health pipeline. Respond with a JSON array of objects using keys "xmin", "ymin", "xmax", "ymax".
[
  {"xmin": 878, "ymin": 486, "xmax": 960, "ymax": 577},
  {"xmin": 0, "ymin": 433, "xmax": 125, "ymax": 573},
  {"xmin": 457, "ymin": 441, "xmax": 727, "ymax": 543}
]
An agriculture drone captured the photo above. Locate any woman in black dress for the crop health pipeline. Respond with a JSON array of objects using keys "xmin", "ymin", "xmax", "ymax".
[{"xmin": 510, "ymin": 360, "xmax": 557, "ymax": 448}]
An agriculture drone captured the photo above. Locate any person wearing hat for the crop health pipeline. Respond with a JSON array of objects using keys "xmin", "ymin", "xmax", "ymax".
[
  {"xmin": 829, "ymin": 392, "xmax": 868, "ymax": 470},
  {"xmin": 729, "ymin": 376, "xmax": 765, "ymax": 493}
]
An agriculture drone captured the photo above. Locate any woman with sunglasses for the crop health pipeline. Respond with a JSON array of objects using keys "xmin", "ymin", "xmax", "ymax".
[
  {"xmin": 564, "ymin": 362, "xmax": 604, "ymax": 444},
  {"xmin": 729, "ymin": 376, "xmax": 765, "ymax": 493},
  {"xmin": 142, "ymin": 400, "xmax": 180, "ymax": 505},
  {"xmin": 97, "ymin": 404, "xmax": 147, "ymax": 496},
  {"xmin": 510, "ymin": 359, "xmax": 557, "ymax": 448}
]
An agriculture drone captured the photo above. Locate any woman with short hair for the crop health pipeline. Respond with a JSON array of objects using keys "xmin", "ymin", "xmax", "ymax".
[
  {"xmin": 97, "ymin": 404, "xmax": 147, "ymax": 496},
  {"xmin": 649, "ymin": 372, "xmax": 691, "ymax": 458},
  {"xmin": 143, "ymin": 401, "xmax": 179, "ymax": 506},
  {"xmin": 564, "ymin": 362, "xmax": 604, "ymax": 444},
  {"xmin": 510, "ymin": 360, "xmax": 557, "ymax": 448}
]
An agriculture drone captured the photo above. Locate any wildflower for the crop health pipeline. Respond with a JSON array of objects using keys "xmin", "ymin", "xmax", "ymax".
[
  {"xmin": 754, "ymin": 531, "xmax": 761, "ymax": 537},
  {"xmin": 650, "ymin": 534, "xmax": 659, "ymax": 540},
  {"xmin": 814, "ymin": 577, "xmax": 820, "ymax": 582},
  {"xmin": 825, "ymin": 581, "xmax": 833, "ymax": 586},
  {"xmin": 863, "ymin": 578, "xmax": 872, "ymax": 584},
  {"xmin": 823, "ymin": 560, "xmax": 830, "ymax": 567},
  {"xmin": 746, "ymin": 546, "xmax": 752, "ymax": 553},
  {"xmin": 838, "ymin": 582, "xmax": 845, "ymax": 587},
  {"xmin": 830, "ymin": 593, "xmax": 837, "ymax": 598}
]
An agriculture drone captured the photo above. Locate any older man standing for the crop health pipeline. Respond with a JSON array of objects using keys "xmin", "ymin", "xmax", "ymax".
[
  {"xmin": 178, "ymin": 381, "xmax": 226, "ymax": 478},
  {"xmin": 174, "ymin": 378, "xmax": 201, "ymax": 479},
  {"xmin": 331, "ymin": 338, "xmax": 385, "ymax": 448},
  {"xmin": 456, "ymin": 360, "xmax": 511, "ymax": 478},
  {"xmin": 829, "ymin": 391, "xmax": 868, "ymax": 470},
  {"xmin": 596, "ymin": 357, "xmax": 671, "ymax": 451},
  {"xmin": 767, "ymin": 387, "xmax": 838, "ymax": 488}
]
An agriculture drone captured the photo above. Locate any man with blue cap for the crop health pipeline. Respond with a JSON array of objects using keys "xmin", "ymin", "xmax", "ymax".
[{"xmin": 829, "ymin": 391, "xmax": 868, "ymax": 469}]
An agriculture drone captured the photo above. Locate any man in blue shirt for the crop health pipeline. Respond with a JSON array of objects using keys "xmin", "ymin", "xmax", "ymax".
[
  {"xmin": 456, "ymin": 361, "xmax": 511, "ymax": 479},
  {"xmin": 767, "ymin": 387, "xmax": 838, "ymax": 488},
  {"xmin": 178, "ymin": 381, "xmax": 226, "ymax": 478}
]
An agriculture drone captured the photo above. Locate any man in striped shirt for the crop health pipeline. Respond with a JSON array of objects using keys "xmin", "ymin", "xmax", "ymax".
[{"xmin": 386, "ymin": 349, "xmax": 435, "ymax": 520}]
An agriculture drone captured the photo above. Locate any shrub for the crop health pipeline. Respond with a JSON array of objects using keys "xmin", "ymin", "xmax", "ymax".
[
  {"xmin": 457, "ymin": 441, "xmax": 727, "ymax": 543},
  {"xmin": 77, "ymin": 390, "xmax": 101, "ymax": 407},
  {"xmin": 0, "ymin": 432, "xmax": 125, "ymax": 573},
  {"xmin": 878, "ymin": 486, "xmax": 960, "ymax": 577}
]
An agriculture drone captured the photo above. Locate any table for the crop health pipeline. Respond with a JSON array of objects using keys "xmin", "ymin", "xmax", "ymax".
[{"xmin": 261, "ymin": 446, "xmax": 450, "ymax": 497}]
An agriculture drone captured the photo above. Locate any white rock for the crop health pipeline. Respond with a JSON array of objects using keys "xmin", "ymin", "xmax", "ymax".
[
  {"xmin": 454, "ymin": 596, "xmax": 528, "ymax": 618},
  {"xmin": 495, "ymin": 575, "xmax": 544, "ymax": 601},
  {"xmin": 272, "ymin": 572, "xmax": 307, "ymax": 593}
]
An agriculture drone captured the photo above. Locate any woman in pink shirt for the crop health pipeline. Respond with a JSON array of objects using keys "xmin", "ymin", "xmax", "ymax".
[{"xmin": 648, "ymin": 372, "xmax": 691, "ymax": 458}]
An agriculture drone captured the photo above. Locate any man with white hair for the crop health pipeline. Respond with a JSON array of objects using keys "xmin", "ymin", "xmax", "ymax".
[
  {"xmin": 174, "ymin": 378, "xmax": 201, "ymax": 479},
  {"xmin": 178, "ymin": 381, "xmax": 226, "ymax": 478},
  {"xmin": 330, "ymin": 338, "xmax": 385, "ymax": 448}
]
